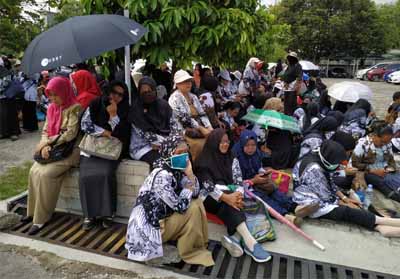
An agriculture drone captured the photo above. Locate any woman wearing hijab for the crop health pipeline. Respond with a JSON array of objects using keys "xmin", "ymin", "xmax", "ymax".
[
  {"xmin": 281, "ymin": 52, "xmax": 303, "ymax": 116},
  {"xmin": 301, "ymin": 102, "xmax": 321, "ymax": 132},
  {"xmin": 129, "ymin": 77, "xmax": 173, "ymax": 167},
  {"xmin": 169, "ymin": 70, "xmax": 213, "ymax": 161},
  {"xmin": 263, "ymin": 98, "xmax": 300, "ymax": 169},
  {"xmin": 217, "ymin": 69, "xmax": 235, "ymax": 104},
  {"xmin": 195, "ymin": 129, "xmax": 271, "ymax": 263},
  {"xmin": 293, "ymin": 140, "xmax": 400, "ymax": 237},
  {"xmin": 25, "ymin": 77, "xmax": 81, "ymax": 235},
  {"xmin": 21, "ymin": 74, "xmax": 39, "ymax": 132},
  {"xmin": 126, "ymin": 134, "xmax": 214, "ymax": 267},
  {"xmin": 339, "ymin": 99, "xmax": 372, "ymax": 139},
  {"xmin": 71, "ymin": 69, "xmax": 102, "ymax": 109},
  {"xmin": 233, "ymin": 130, "xmax": 298, "ymax": 222},
  {"xmin": 330, "ymin": 131, "xmax": 358, "ymax": 192},
  {"xmin": 299, "ymin": 116, "xmax": 339, "ymax": 158},
  {"xmin": 242, "ymin": 57, "xmax": 263, "ymax": 96},
  {"xmin": 79, "ymin": 80, "xmax": 130, "ymax": 230}
]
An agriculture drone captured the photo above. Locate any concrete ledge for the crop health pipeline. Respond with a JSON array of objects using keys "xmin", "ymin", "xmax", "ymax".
[
  {"xmin": 56, "ymin": 159, "xmax": 150, "ymax": 219},
  {"xmin": 0, "ymin": 233, "xmax": 194, "ymax": 279}
]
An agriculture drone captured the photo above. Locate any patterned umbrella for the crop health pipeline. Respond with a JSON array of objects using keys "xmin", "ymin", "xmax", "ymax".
[{"xmin": 242, "ymin": 109, "xmax": 300, "ymax": 133}]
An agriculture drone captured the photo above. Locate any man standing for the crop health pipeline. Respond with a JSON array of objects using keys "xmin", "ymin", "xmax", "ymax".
[{"xmin": 281, "ymin": 52, "xmax": 303, "ymax": 115}]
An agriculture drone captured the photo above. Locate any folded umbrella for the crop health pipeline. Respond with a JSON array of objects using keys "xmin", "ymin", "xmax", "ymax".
[
  {"xmin": 299, "ymin": 60, "xmax": 319, "ymax": 71},
  {"xmin": 328, "ymin": 81, "xmax": 372, "ymax": 103},
  {"xmin": 242, "ymin": 109, "xmax": 300, "ymax": 133},
  {"xmin": 244, "ymin": 188, "xmax": 325, "ymax": 251},
  {"xmin": 22, "ymin": 14, "xmax": 147, "ymax": 76}
]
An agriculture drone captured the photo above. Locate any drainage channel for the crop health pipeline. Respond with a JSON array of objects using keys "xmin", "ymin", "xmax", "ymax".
[{"xmin": 6, "ymin": 197, "xmax": 399, "ymax": 279}]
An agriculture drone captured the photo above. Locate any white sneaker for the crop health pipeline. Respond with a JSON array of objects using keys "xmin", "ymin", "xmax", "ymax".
[{"xmin": 221, "ymin": 235, "xmax": 243, "ymax": 257}]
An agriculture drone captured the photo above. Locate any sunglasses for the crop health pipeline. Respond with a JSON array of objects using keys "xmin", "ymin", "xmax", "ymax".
[{"xmin": 110, "ymin": 89, "xmax": 125, "ymax": 97}]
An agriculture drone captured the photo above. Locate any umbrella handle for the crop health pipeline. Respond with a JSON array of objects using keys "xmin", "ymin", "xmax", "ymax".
[{"xmin": 313, "ymin": 240, "xmax": 326, "ymax": 251}]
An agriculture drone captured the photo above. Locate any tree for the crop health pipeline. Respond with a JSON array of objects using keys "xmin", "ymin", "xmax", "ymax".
[
  {"xmin": 80, "ymin": 0, "xmax": 289, "ymax": 69},
  {"xmin": 50, "ymin": 0, "xmax": 85, "ymax": 26},
  {"xmin": 377, "ymin": 1, "xmax": 400, "ymax": 50},
  {"xmin": 0, "ymin": 0, "xmax": 44, "ymax": 56},
  {"xmin": 273, "ymin": 0, "xmax": 386, "ymax": 61}
]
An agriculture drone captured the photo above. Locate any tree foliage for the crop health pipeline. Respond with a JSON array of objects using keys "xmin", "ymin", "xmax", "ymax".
[
  {"xmin": 274, "ymin": 0, "xmax": 386, "ymax": 61},
  {"xmin": 80, "ymin": 0, "xmax": 289, "ymax": 68},
  {"xmin": 0, "ymin": 0, "xmax": 43, "ymax": 56},
  {"xmin": 377, "ymin": 1, "xmax": 400, "ymax": 50}
]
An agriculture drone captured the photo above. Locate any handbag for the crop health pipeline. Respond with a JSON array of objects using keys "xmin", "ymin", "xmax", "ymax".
[
  {"xmin": 33, "ymin": 134, "xmax": 75, "ymax": 164},
  {"xmin": 79, "ymin": 134, "xmax": 122, "ymax": 160},
  {"xmin": 227, "ymin": 185, "xmax": 276, "ymax": 243}
]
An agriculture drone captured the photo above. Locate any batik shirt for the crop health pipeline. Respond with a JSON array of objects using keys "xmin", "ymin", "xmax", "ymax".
[
  {"xmin": 126, "ymin": 167, "xmax": 200, "ymax": 262},
  {"xmin": 168, "ymin": 90, "xmax": 211, "ymax": 133},
  {"xmin": 293, "ymin": 162, "xmax": 339, "ymax": 218}
]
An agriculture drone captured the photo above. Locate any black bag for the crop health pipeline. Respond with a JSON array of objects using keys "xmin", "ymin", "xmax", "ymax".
[{"xmin": 33, "ymin": 134, "xmax": 75, "ymax": 164}]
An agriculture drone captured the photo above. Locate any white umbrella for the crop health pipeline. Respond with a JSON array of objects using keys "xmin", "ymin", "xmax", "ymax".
[
  {"xmin": 299, "ymin": 60, "xmax": 319, "ymax": 71},
  {"xmin": 328, "ymin": 81, "xmax": 373, "ymax": 103}
]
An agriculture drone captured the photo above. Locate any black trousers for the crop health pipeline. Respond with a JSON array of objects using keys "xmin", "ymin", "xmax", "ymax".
[
  {"xmin": 204, "ymin": 196, "xmax": 246, "ymax": 236},
  {"xmin": 365, "ymin": 173, "xmax": 400, "ymax": 203},
  {"xmin": 323, "ymin": 206, "xmax": 376, "ymax": 230},
  {"xmin": 22, "ymin": 100, "xmax": 38, "ymax": 131},
  {"xmin": 284, "ymin": 91, "xmax": 297, "ymax": 116}
]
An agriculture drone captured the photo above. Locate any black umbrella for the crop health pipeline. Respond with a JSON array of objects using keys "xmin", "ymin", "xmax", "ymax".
[{"xmin": 22, "ymin": 14, "xmax": 147, "ymax": 76}]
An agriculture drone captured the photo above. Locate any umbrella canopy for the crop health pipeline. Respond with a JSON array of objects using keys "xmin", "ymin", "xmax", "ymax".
[
  {"xmin": 242, "ymin": 109, "xmax": 300, "ymax": 133},
  {"xmin": 328, "ymin": 81, "xmax": 372, "ymax": 103},
  {"xmin": 22, "ymin": 14, "xmax": 147, "ymax": 75},
  {"xmin": 299, "ymin": 60, "xmax": 319, "ymax": 71}
]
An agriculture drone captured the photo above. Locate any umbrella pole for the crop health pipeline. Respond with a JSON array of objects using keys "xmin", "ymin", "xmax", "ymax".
[
  {"xmin": 245, "ymin": 189, "xmax": 326, "ymax": 251},
  {"xmin": 124, "ymin": 9, "xmax": 132, "ymax": 106}
]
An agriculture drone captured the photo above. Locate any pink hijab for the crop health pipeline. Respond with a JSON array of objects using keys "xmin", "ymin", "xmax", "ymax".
[{"xmin": 45, "ymin": 77, "xmax": 78, "ymax": 137}]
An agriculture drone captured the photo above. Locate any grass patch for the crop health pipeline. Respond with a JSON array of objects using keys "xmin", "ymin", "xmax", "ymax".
[{"xmin": 0, "ymin": 161, "xmax": 33, "ymax": 200}]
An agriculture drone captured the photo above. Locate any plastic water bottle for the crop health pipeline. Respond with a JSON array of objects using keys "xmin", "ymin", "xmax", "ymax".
[{"xmin": 363, "ymin": 184, "xmax": 374, "ymax": 210}]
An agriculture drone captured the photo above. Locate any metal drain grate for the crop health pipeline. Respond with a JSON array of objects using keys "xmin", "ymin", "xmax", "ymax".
[{"xmin": 6, "ymin": 202, "xmax": 399, "ymax": 279}]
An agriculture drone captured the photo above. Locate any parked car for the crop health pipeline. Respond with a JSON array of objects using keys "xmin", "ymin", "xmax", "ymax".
[
  {"xmin": 356, "ymin": 63, "xmax": 388, "ymax": 80},
  {"xmin": 387, "ymin": 70, "xmax": 400, "ymax": 84},
  {"xmin": 328, "ymin": 67, "xmax": 352, "ymax": 78},
  {"xmin": 384, "ymin": 67, "xmax": 400, "ymax": 82},
  {"xmin": 367, "ymin": 63, "xmax": 400, "ymax": 81}
]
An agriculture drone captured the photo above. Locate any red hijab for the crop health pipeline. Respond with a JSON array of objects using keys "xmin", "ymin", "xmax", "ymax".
[
  {"xmin": 45, "ymin": 77, "xmax": 78, "ymax": 137},
  {"xmin": 71, "ymin": 70, "xmax": 101, "ymax": 109}
]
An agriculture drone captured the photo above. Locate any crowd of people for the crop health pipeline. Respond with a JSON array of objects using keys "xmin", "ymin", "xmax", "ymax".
[{"xmin": 2, "ymin": 51, "xmax": 400, "ymax": 266}]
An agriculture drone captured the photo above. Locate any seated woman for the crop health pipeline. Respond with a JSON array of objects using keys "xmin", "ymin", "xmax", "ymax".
[
  {"xmin": 129, "ymin": 77, "xmax": 173, "ymax": 167},
  {"xmin": 169, "ymin": 70, "xmax": 213, "ymax": 161},
  {"xmin": 339, "ymin": 99, "xmax": 372, "ymax": 139},
  {"xmin": 302, "ymin": 102, "xmax": 321, "ymax": 132},
  {"xmin": 385, "ymin": 103, "xmax": 400, "ymax": 152},
  {"xmin": 70, "ymin": 69, "xmax": 102, "ymax": 109},
  {"xmin": 351, "ymin": 121, "xmax": 400, "ymax": 203},
  {"xmin": 330, "ymin": 131, "xmax": 358, "ymax": 192},
  {"xmin": 25, "ymin": 77, "xmax": 81, "ymax": 234},
  {"xmin": 293, "ymin": 140, "xmax": 400, "ymax": 238},
  {"xmin": 233, "ymin": 130, "xmax": 299, "ymax": 224},
  {"xmin": 126, "ymin": 135, "xmax": 214, "ymax": 266},
  {"xmin": 263, "ymin": 98, "xmax": 299, "ymax": 169},
  {"xmin": 219, "ymin": 101, "xmax": 241, "ymax": 131},
  {"xmin": 195, "ymin": 129, "xmax": 271, "ymax": 263},
  {"xmin": 299, "ymin": 116, "xmax": 339, "ymax": 158},
  {"xmin": 79, "ymin": 80, "xmax": 130, "ymax": 230}
]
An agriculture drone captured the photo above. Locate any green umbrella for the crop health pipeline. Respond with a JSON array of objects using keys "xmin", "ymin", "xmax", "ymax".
[{"xmin": 242, "ymin": 109, "xmax": 300, "ymax": 133}]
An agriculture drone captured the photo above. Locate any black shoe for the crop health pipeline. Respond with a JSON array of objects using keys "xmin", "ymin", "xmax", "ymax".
[
  {"xmin": 21, "ymin": 216, "xmax": 33, "ymax": 223},
  {"xmin": 82, "ymin": 218, "xmax": 96, "ymax": 231},
  {"xmin": 102, "ymin": 218, "xmax": 113, "ymax": 229},
  {"xmin": 28, "ymin": 225, "xmax": 42, "ymax": 235}
]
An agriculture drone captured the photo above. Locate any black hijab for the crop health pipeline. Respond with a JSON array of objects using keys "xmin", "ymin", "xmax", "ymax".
[
  {"xmin": 299, "ymin": 140, "xmax": 347, "ymax": 176},
  {"xmin": 303, "ymin": 116, "xmax": 338, "ymax": 136},
  {"xmin": 128, "ymin": 76, "xmax": 172, "ymax": 136},
  {"xmin": 331, "ymin": 131, "xmax": 356, "ymax": 152},
  {"xmin": 303, "ymin": 102, "xmax": 320, "ymax": 131},
  {"xmin": 194, "ymin": 128, "xmax": 234, "ymax": 185},
  {"xmin": 89, "ymin": 80, "xmax": 130, "ymax": 137},
  {"xmin": 326, "ymin": 110, "xmax": 344, "ymax": 126},
  {"xmin": 347, "ymin": 99, "xmax": 372, "ymax": 115}
]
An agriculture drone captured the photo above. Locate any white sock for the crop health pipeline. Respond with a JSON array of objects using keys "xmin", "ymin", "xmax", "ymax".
[
  {"xmin": 33, "ymin": 223, "xmax": 44, "ymax": 228},
  {"xmin": 236, "ymin": 222, "xmax": 257, "ymax": 252}
]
